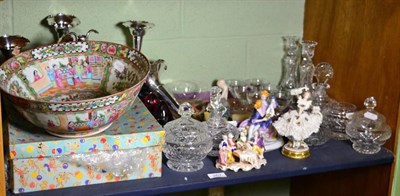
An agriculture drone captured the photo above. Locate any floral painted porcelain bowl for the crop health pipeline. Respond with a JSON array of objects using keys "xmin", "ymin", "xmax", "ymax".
[{"xmin": 0, "ymin": 41, "xmax": 150, "ymax": 138}]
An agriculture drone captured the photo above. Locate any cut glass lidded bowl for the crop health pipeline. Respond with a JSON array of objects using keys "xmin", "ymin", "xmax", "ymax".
[
  {"xmin": 163, "ymin": 102, "xmax": 212, "ymax": 172},
  {"xmin": 0, "ymin": 40, "xmax": 150, "ymax": 138},
  {"xmin": 346, "ymin": 97, "xmax": 391, "ymax": 154}
]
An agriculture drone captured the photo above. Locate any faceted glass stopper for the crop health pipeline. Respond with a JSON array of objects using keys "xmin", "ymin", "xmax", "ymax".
[
  {"xmin": 364, "ymin": 97, "xmax": 377, "ymax": 110},
  {"xmin": 178, "ymin": 102, "xmax": 194, "ymax": 118},
  {"xmin": 314, "ymin": 62, "xmax": 334, "ymax": 84}
]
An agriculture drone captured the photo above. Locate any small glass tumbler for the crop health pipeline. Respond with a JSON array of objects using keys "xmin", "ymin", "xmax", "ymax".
[{"xmin": 323, "ymin": 102, "xmax": 357, "ymax": 140}]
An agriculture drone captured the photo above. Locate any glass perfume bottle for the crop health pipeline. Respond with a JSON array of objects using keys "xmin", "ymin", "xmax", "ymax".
[
  {"xmin": 206, "ymin": 87, "xmax": 239, "ymax": 156},
  {"xmin": 163, "ymin": 103, "xmax": 212, "ymax": 172},
  {"xmin": 346, "ymin": 97, "xmax": 391, "ymax": 154}
]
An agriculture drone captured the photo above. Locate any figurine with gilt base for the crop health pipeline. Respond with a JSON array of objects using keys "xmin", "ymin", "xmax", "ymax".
[
  {"xmin": 239, "ymin": 90, "xmax": 284, "ymax": 152},
  {"xmin": 216, "ymin": 130, "xmax": 267, "ymax": 172},
  {"xmin": 273, "ymin": 87, "xmax": 323, "ymax": 159}
]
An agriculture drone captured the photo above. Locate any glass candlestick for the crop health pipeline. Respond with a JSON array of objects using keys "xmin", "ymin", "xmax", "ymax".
[
  {"xmin": 282, "ymin": 36, "xmax": 301, "ymax": 56},
  {"xmin": 122, "ymin": 20, "xmax": 154, "ymax": 51},
  {"xmin": 280, "ymin": 36, "xmax": 300, "ymax": 90},
  {"xmin": 0, "ymin": 35, "xmax": 30, "ymax": 60},
  {"xmin": 46, "ymin": 13, "xmax": 80, "ymax": 42},
  {"xmin": 281, "ymin": 55, "xmax": 299, "ymax": 90},
  {"xmin": 299, "ymin": 40, "xmax": 318, "ymax": 88}
]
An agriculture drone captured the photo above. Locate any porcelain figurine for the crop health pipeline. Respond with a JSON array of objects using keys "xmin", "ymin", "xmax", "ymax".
[
  {"xmin": 239, "ymin": 90, "xmax": 284, "ymax": 152},
  {"xmin": 216, "ymin": 132, "xmax": 267, "ymax": 172},
  {"xmin": 273, "ymin": 87, "xmax": 323, "ymax": 159}
]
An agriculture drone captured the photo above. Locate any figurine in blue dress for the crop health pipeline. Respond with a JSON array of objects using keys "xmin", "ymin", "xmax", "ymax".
[{"xmin": 239, "ymin": 90, "xmax": 284, "ymax": 152}]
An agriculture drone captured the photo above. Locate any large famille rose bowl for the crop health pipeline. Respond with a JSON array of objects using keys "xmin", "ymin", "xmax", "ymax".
[{"xmin": 0, "ymin": 41, "xmax": 150, "ymax": 138}]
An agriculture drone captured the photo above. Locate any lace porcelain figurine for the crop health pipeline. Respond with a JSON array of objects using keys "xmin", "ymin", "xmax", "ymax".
[
  {"xmin": 239, "ymin": 90, "xmax": 284, "ymax": 152},
  {"xmin": 273, "ymin": 87, "xmax": 323, "ymax": 159}
]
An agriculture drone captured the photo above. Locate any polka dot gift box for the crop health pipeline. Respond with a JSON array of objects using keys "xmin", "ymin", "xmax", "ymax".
[{"xmin": 7, "ymin": 99, "xmax": 165, "ymax": 194}]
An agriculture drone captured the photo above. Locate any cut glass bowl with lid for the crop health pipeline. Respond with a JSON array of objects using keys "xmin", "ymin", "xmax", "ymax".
[{"xmin": 345, "ymin": 97, "xmax": 391, "ymax": 154}]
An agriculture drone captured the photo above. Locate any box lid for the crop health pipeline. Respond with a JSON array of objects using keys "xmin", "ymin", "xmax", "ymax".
[{"xmin": 8, "ymin": 99, "xmax": 165, "ymax": 159}]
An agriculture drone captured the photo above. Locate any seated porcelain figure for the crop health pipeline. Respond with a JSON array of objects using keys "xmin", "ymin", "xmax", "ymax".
[{"xmin": 239, "ymin": 90, "xmax": 284, "ymax": 152}]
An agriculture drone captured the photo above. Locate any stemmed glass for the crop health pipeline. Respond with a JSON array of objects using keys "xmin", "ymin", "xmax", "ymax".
[
  {"xmin": 246, "ymin": 79, "xmax": 271, "ymax": 105},
  {"xmin": 226, "ymin": 80, "xmax": 248, "ymax": 106}
]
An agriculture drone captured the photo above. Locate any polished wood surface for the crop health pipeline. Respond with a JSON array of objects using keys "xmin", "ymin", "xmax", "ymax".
[
  {"xmin": 293, "ymin": 0, "xmax": 400, "ymax": 195},
  {"xmin": 0, "ymin": 99, "xmax": 5, "ymax": 196},
  {"xmin": 291, "ymin": 164, "xmax": 392, "ymax": 196}
]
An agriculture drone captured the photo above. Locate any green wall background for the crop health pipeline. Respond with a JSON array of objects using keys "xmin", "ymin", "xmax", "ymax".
[
  {"xmin": 0, "ymin": 0, "xmax": 303, "ymax": 195},
  {"xmin": 0, "ymin": 0, "xmax": 304, "ymax": 88}
]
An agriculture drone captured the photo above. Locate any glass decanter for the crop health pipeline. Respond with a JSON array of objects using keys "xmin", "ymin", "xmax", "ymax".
[
  {"xmin": 346, "ymin": 97, "xmax": 391, "ymax": 154},
  {"xmin": 163, "ymin": 102, "xmax": 212, "ymax": 172},
  {"xmin": 298, "ymin": 40, "xmax": 318, "ymax": 88},
  {"xmin": 206, "ymin": 87, "xmax": 239, "ymax": 156},
  {"xmin": 305, "ymin": 62, "xmax": 334, "ymax": 146}
]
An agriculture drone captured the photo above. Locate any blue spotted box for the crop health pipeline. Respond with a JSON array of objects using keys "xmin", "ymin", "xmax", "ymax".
[{"xmin": 7, "ymin": 99, "xmax": 164, "ymax": 193}]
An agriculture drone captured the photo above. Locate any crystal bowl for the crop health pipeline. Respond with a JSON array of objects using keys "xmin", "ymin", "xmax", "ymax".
[{"xmin": 0, "ymin": 41, "xmax": 150, "ymax": 138}]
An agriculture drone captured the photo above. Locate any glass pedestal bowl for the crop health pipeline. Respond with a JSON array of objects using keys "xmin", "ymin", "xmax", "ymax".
[
  {"xmin": 346, "ymin": 97, "xmax": 391, "ymax": 154},
  {"xmin": 0, "ymin": 40, "xmax": 150, "ymax": 138}
]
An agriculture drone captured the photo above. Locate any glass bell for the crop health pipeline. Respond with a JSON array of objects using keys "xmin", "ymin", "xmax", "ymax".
[
  {"xmin": 346, "ymin": 97, "xmax": 391, "ymax": 154},
  {"xmin": 163, "ymin": 102, "xmax": 212, "ymax": 172}
]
